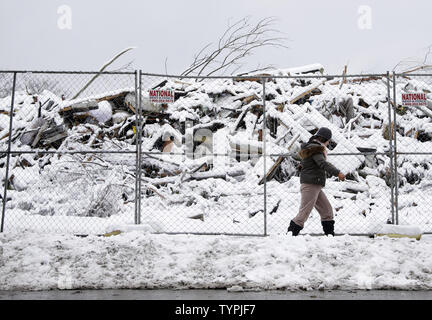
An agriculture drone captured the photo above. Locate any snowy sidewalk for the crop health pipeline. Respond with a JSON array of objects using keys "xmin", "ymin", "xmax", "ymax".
[{"xmin": 1, "ymin": 231, "xmax": 432, "ymax": 291}]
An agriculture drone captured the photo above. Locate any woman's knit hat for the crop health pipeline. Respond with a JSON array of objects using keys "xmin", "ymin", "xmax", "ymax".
[{"xmin": 315, "ymin": 127, "xmax": 332, "ymax": 141}]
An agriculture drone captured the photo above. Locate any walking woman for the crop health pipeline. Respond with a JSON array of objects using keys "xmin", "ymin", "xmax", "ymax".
[{"xmin": 288, "ymin": 127, "xmax": 345, "ymax": 236}]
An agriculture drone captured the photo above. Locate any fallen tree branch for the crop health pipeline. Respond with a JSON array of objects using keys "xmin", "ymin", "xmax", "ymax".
[{"xmin": 72, "ymin": 47, "xmax": 135, "ymax": 99}]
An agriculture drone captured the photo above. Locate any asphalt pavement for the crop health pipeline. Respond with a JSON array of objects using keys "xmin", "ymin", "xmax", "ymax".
[{"xmin": 1, "ymin": 289, "xmax": 432, "ymax": 300}]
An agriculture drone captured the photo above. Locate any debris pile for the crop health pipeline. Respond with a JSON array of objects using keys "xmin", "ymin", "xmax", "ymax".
[{"xmin": 1, "ymin": 64, "xmax": 432, "ymax": 234}]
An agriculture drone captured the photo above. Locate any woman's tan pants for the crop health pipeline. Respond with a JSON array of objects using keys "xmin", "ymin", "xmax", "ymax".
[{"xmin": 292, "ymin": 183, "xmax": 334, "ymax": 228}]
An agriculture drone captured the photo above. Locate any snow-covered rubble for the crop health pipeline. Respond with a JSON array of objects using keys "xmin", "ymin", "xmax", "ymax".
[
  {"xmin": 1, "ymin": 65, "xmax": 432, "ymax": 234},
  {"xmin": 1, "ymin": 231, "xmax": 432, "ymax": 291}
]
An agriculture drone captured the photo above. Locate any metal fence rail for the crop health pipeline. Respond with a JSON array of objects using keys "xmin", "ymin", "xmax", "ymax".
[{"xmin": 0, "ymin": 70, "xmax": 431, "ymax": 235}]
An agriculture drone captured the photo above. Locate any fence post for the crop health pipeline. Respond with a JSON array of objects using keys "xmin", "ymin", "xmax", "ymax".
[
  {"xmin": 385, "ymin": 71, "xmax": 396, "ymax": 224},
  {"xmin": 134, "ymin": 70, "xmax": 142, "ymax": 225},
  {"xmin": 392, "ymin": 72, "xmax": 399, "ymax": 225},
  {"xmin": 1, "ymin": 72, "xmax": 17, "ymax": 233},
  {"xmin": 262, "ymin": 77, "xmax": 267, "ymax": 236}
]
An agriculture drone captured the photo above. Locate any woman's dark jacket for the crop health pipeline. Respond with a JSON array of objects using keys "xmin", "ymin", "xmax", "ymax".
[{"xmin": 298, "ymin": 141, "xmax": 340, "ymax": 187}]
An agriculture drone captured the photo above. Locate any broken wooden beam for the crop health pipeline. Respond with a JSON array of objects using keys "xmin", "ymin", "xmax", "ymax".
[
  {"xmin": 289, "ymin": 79, "xmax": 327, "ymax": 104},
  {"xmin": 230, "ymin": 105, "xmax": 252, "ymax": 134},
  {"xmin": 31, "ymin": 122, "xmax": 49, "ymax": 148},
  {"xmin": 258, "ymin": 156, "xmax": 284, "ymax": 185},
  {"xmin": 188, "ymin": 213, "xmax": 204, "ymax": 221},
  {"xmin": 95, "ymin": 91, "xmax": 129, "ymax": 102},
  {"xmin": 233, "ymin": 75, "xmax": 269, "ymax": 82},
  {"xmin": 258, "ymin": 133, "xmax": 300, "ymax": 185},
  {"xmin": 59, "ymin": 100, "xmax": 99, "ymax": 116},
  {"xmin": 143, "ymin": 168, "xmax": 245, "ymax": 186},
  {"xmin": 42, "ymin": 132, "xmax": 68, "ymax": 145},
  {"xmin": 339, "ymin": 65, "xmax": 348, "ymax": 89}
]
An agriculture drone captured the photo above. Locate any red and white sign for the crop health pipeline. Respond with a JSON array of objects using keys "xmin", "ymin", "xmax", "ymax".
[
  {"xmin": 149, "ymin": 89, "xmax": 174, "ymax": 104},
  {"xmin": 401, "ymin": 93, "xmax": 427, "ymax": 107}
]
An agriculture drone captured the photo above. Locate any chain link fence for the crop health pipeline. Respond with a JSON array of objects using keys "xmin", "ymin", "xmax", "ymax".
[
  {"xmin": 392, "ymin": 73, "xmax": 432, "ymax": 231},
  {"xmin": 0, "ymin": 71, "xmax": 137, "ymax": 235},
  {"xmin": 0, "ymin": 70, "xmax": 431, "ymax": 235}
]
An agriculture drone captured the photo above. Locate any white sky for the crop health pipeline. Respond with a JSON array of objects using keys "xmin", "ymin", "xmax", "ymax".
[{"xmin": 0, "ymin": 0, "xmax": 431, "ymax": 75}]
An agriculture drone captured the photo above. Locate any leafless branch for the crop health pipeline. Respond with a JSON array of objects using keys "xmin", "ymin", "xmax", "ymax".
[
  {"xmin": 180, "ymin": 17, "xmax": 288, "ymax": 78},
  {"xmin": 393, "ymin": 44, "xmax": 432, "ymax": 74},
  {"xmin": 110, "ymin": 60, "xmax": 135, "ymax": 72},
  {"xmin": 72, "ymin": 47, "xmax": 136, "ymax": 100}
]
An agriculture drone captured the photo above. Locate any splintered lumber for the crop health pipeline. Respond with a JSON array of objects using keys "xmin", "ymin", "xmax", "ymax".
[
  {"xmin": 189, "ymin": 160, "xmax": 208, "ymax": 174},
  {"xmin": 188, "ymin": 214, "xmax": 204, "ymax": 221},
  {"xmin": 42, "ymin": 132, "xmax": 68, "ymax": 145},
  {"xmin": 269, "ymin": 199, "xmax": 281, "ymax": 215},
  {"xmin": 174, "ymin": 80, "xmax": 193, "ymax": 86},
  {"xmin": 126, "ymin": 101, "xmax": 136, "ymax": 114},
  {"xmin": 59, "ymin": 100, "xmax": 99, "ymax": 116},
  {"xmin": 230, "ymin": 105, "xmax": 252, "ymax": 134},
  {"xmin": 330, "ymin": 76, "xmax": 382, "ymax": 85},
  {"xmin": 143, "ymin": 183, "xmax": 167, "ymax": 201},
  {"xmin": 274, "ymin": 131, "xmax": 289, "ymax": 145},
  {"xmin": 144, "ymin": 168, "xmax": 245, "ymax": 186},
  {"xmin": 344, "ymin": 114, "xmax": 362, "ymax": 134},
  {"xmin": 339, "ymin": 65, "xmax": 348, "ymax": 89},
  {"xmin": 19, "ymin": 117, "xmax": 47, "ymax": 145},
  {"xmin": 152, "ymin": 80, "xmax": 168, "ymax": 89},
  {"xmin": 31, "ymin": 122, "xmax": 49, "ymax": 148},
  {"xmin": 258, "ymin": 156, "xmax": 284, "ymax": 185},
  {"xmin": 241, "ymin": 94, "xmax": 259, "ymax": 105},
  {"xmin": 187, "ymin": 169, "xmax": 244, "ymax": 181},
  {"xmin": 258, "ymin": 133, "xmax": 300, "ymax": 185},
  {"xmin": 249, "ymin": 209, "xmax": 263, "ymax": 218},
  {"xmin": 401, "ymin": 65, "xmax": 432, "ymax": 75},
  {"xmin": 0, "ymin": 132, "xmax": 9, "ymax": 141},
  {"xmin": 42, "ymin": 124, "xmax": 66, "ymax": 138},
  {"xmin": 351, "ymin": 76, "xmax": 381, "ymax": 83},
  {"xmin": 289, "ymin": 79, "xmax": 327, "ymax": 104},
  {"xmin": 96, "ymin": 91, "xmax": 129, "ymax": 102},
  {"xmin": 233, "ymin": 75, "xmax": 269, "ymax": 82}
]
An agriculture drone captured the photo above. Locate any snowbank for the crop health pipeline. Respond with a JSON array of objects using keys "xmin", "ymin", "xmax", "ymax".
[{"xmin": 1, "ymin": 231, "xmax": 432, "ymax": 291}]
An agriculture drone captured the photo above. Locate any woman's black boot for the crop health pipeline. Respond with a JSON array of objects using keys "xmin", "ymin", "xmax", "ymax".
[
  {"xmin": 287, "ymin": 220, "xmax": 303, "ymax": 236},
  {"xmin": 322, "ymin": 220, "xmax": 335, "ymax": 236}
]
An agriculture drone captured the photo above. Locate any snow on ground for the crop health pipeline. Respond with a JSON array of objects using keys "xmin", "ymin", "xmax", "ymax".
[{"xmin": 1, "ymin": 230, "xmax": 432, "ymax": 291}]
